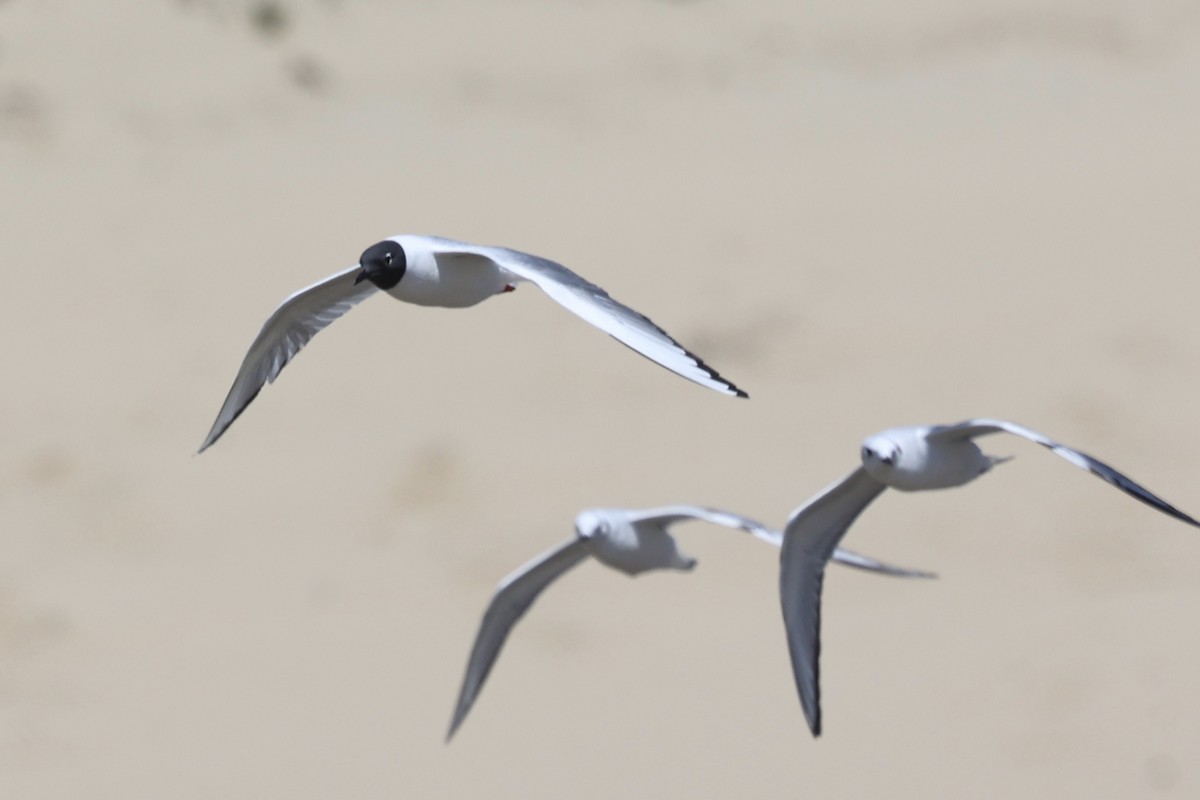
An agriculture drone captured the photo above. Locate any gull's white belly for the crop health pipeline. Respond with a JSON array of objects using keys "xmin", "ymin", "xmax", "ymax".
[
  {"xmin": 587, "ymin": 525, "xmax": 688, "ymax": 576},
  {"xmin": 865, "ymin": 429, "xmax": 991, "ymax": 491},
  {"xmin": 386, "ymin": 250, "xmax": 512, "ymax": 309},
  {"xmin": 887, "ymin": 442, "xmax": 990, "ymax": 491}
]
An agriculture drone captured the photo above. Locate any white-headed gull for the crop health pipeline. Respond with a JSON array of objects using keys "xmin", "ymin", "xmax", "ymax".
[
  {"xmin": 779, "ymin": 418, "xmax": 1200, "ymax": 737},
  {"xmin": 447, "ymin": 505, "xmax": 933, "ymax": 741},
  {"xmin": 199, "ymin": 235, "xmax": 747, "ymax": 452}
]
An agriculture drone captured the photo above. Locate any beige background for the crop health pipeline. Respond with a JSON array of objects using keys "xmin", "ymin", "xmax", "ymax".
[{"xmin": 3, "ymin": 0, "xmax": 1200, "ymax": 797}]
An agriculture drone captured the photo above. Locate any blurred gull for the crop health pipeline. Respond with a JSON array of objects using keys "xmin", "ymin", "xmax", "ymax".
[
  {"xmin": 447, "ymin": 504, "xmax": 933, "ymax": 741},
  {"xmin": 779, "ymin": 418, "xmax": 1200, "ymax": 737},
  {"xmin": 199, "ymin": 235, "xmax": 747, "ymax": 451}
]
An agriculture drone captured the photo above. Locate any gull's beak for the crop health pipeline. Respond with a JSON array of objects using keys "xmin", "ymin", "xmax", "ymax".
[{"xmin": 353, "ymin": 268, "xmax": 369, "ymax": 285}]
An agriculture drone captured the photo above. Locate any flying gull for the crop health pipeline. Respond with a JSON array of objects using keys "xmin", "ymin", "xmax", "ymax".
[
  {"xmin": 779, "ymin": 418, "xmax": 1200, "ymax": 737},
  {"xmin": 200, "ymin": 235, "xmax": 746, "ymax": 451}
]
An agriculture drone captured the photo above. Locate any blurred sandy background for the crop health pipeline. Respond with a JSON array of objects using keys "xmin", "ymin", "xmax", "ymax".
[{"xmin": 3, "ymin": 0, "xmax": 1200, "ymax": 796}]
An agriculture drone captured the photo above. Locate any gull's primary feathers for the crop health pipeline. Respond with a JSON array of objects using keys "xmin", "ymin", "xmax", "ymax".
[
  {"xmin": 447, "ymin": 504, "xmax": 933, "ymax": 741},
  {"xmin": 780, "ymin": 418, "xmax": 1200, "ymax": 737},
  {"xmin": 199, "ymin": 235, "xmax": 747, "ymax": 452}
]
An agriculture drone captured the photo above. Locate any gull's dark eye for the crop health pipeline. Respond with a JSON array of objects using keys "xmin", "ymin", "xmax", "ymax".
[
  {"xmin": 383, "ymin": 252, "xmax": 393, "ymax": 266},
  {"xmin": 861, "ymin": 446, "xmax": 873, "ymax": 461}
]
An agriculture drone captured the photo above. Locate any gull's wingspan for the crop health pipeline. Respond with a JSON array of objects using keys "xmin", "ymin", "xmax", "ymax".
[
  {"xmin": 198, "ymin": 266, "xmax": 377, "ymax": 452},
  {"xmin": 447, "ymin": 539, "xmax": 590, "ymax": 742},
  {"xmin": 930, "ymin": 419, "xmax": 1200, "ymax": 528},
  {"xmin": 780, "ymin": 468, "xmax": 887, "ymax": 737},
  {"xmin": 626, "ymin": 505, "xmax": 780, "ymax": 545},
  {"xmin": 829, "ymin": 547, "xmax": 936, "ymax": 579},
  {"xmin": 428, "ymin": 241, "xmax": 747, "ymax": 398},
  {"xmin": 624, "ymin": 505, "xmax": 934, "ymax": 577}
]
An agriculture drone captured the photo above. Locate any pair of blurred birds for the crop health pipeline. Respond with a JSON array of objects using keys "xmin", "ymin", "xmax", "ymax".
[{"xmin": 200, "ymin": 234, "xmax": 1200, "ymax": 740}]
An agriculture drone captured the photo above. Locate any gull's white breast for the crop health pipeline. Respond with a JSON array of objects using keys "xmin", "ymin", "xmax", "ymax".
[
  {"xmin": 585, "ymin": 515, "xmax": 688, "ymax": 576},
  {"xmin": 385, "ymin": 240, "xmax": 510, "ymax": 308},
  {"xmin": 871, "ymin": 426, "xmax": 991, "ymax": 491}
]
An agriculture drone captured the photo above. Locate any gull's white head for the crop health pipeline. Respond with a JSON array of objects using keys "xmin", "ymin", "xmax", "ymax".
[
  {"xmin": 860, "ymin": 433, "xmax": 901, "ymax": 481},
  {"xmin": 574, "ymin": 509, "xmax": 606, "ymax": 540}
]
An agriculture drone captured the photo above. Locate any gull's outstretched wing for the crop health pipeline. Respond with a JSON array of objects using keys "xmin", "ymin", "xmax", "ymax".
[
  {"xmin": 199, "ymin": 266, "xmax": 377, "ymax": 452},
  {"xmin": 425, "ymin": 240, "xmax": 747, "ymax": 398},
  {"xmin": 930, "ymin": 419, "xmax": 1200, "ymax": 528},
  {"xmin": 447, "ymin": 539, "xmax": 590, "ymax": 742},
  {"xmin": 625, "ymin": 504, "xmax": 935, "ymax": 577},
  {"xmin": 780, "ymin": 468, "xmax": 887, "ymax": 737},
  {"xmin": 625, "ymin": 505, "xmax": 780, "ymax": 544},
  {"xmin": 829, "ymin": 547, "xmax": 936, "ymax": 579}
]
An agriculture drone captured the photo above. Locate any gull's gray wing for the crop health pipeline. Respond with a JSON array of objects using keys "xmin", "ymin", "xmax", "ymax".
[
  {"xmin": 780, "ymin": 468, "xmax": 887, "ymax": 737},
  {"xmin": 198, "ymin": 266, "xmax": 377, "ymax": 452},
  {"xmin": 624, "ymin": 505, "xmax": 780, "ymax": 545},
  {"xmin": 447, "ymin": 538, "xmax": 590, "ymax": 742},
  {"xmin": 427, "ymin": 241, "xmax": 747, "ymax": 398},
  {"xmin": 830, "ymin": 547, "xmax": 936, "ymax": 579},
  {"xmin": 930, "ymin": 418, "xmax": 1200, "ymax": 528},
  {"xmin": 624, "ymin": 505, "xmax": 934, "ymax": 577}
]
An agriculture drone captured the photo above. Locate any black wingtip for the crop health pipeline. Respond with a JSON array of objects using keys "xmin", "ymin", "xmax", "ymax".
[
  {"xmin": 1153, "ymin": 497, "xmax": 1200, "ymax": 528},
  {"xmin": 691, "ymin": 353, "xmax": 748, "ymax": 399},
  {"xmin": 446, "ymin": 713, "xmax": 464, "ymax": 744},
  {"xmin": 805, "ymin": 687, "xmax": 822, "ymax": 738},
  {"xmin": 197, "ymin": 385, "xmax": 261, "ymax": 455},
  {"xmin": 599, "ymin": 303, "xmax": 750, "ymax": 398}
]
